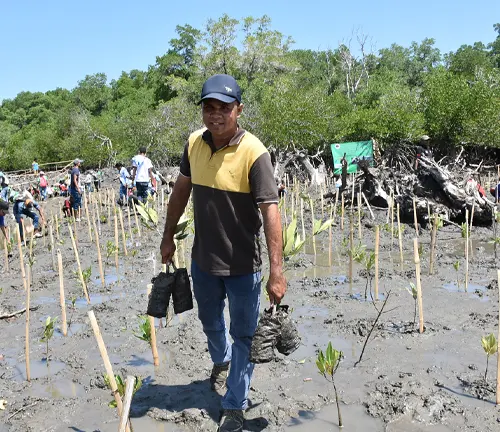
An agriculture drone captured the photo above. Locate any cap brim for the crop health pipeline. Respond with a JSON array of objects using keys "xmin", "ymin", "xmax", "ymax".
[{"xmin": 198, "ymin": 93, "xmax": 237, "ymax": 105}]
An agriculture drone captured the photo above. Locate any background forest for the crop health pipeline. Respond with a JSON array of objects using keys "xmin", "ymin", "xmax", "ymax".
[{"xmin": 0, "ymin": 15, "xmax": 499, "ymax": 170}]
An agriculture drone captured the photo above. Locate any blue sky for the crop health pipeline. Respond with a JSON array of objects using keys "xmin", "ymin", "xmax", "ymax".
[{"xmin": 1, "ymin": 0, "xmax": 499, "ymax": 101}]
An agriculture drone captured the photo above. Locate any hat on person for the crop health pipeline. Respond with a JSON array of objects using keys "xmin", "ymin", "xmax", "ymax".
[
  {"xmin": 39, "ymin": 171, "xmax": 45, "ymax": 175},
  {"xmin": 73, "ymin": 159, "xmax": 84, "ymax": 165},
  {"xmin": 198, "ymin": 74, "xmax": 242, "ymax": 105},
  {"xmin": 0, "ymin": 200, "xmax": 8, "ymax": 212}
]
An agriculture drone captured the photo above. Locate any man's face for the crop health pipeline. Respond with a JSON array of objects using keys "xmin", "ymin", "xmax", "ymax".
[
  {"xmin": 0, "ymin": 210, "xmax": 5, "ymax": 217},
  {"xmin": 202, "ymin": 99, "xmax": 243, "ymax": 137}
]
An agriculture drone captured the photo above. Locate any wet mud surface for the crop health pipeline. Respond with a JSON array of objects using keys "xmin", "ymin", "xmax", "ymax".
[{"xmin": 1, "ymin": 191, "xmax": 500, "ymax": 431}]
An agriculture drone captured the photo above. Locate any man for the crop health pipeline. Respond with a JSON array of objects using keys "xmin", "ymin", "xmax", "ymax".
[
  {"xmin": 69, "ymin": 159, "xmax": 83, "ymax": 221},
  {"xmin": 115, "ymin": 162, "xmax": 130, "ymax": 205},
  {"xmin": 130, "ymin": 147, "xmax": 154, "ymax": 203},
  {"xmin": 160, "ymin": 74, "xmax": 286, "ymax": 432},
  {"xmin": 0, "ymin": 176, "xmax": 10, "ymax": 202},
  {"xmin": 13, "ymin": 194, "xmax": 45, "ymax": 240},
  {"xmin": 39, "ymin": 171, "xmax": 48, "ymax": 201},
  {"xmin": 32, "ymin": 159, "xmax": 39, "ymax": 175},
  {"xmin": 0, "ymin": 200, "xmax": 9, "ymax": 245}
]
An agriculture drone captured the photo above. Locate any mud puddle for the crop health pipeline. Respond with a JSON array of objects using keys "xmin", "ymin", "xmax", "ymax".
[{"xmin": 9, "ymin": 359, "xmax": 66, "ymax": 381}]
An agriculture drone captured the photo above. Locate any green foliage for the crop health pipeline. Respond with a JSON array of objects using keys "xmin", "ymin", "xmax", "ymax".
[
  {"xmin": 134, "ymin": 315, "xmax": 152, "ymax": 344},
  {"xmin": 41, "ymin": 316, "xmax": 57, "ymax": 359},
  {"xmin": 105, "ymin": 240, "xmax": 118, "ymax": 260},
  {"xmin": 100, "ymin": 214, "xmax": 107, "ymax": 224},
  {"xmin": 174, "ymin": 216, "xmax": 192, "ymax": 240},
  {"xmin": 103, "ymin": 375, "xmax": 142, "ymax": 408},
  {"xmin": 313, "ymin": 218, "xmax": 334, "ymax": 236},
  {"xmin": 135, "ymin": 202, "xmax": 158, "ymax": 230},
  {"xmin": 481, "ymin": 333, "xmax": 498, "ymax": 381},
  {"xmin": 282, "ymin": 218, "xmax": 306, "ymax": 259}
]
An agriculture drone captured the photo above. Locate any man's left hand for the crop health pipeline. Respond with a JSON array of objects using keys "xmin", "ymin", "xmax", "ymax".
[{"xmin": 266, "ymin": 269, "xmax": 286, "ymax": 305}]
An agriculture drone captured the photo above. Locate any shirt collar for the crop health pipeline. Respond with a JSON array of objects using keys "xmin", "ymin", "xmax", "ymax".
[{"xmin": 202, "ymin": 127, "xmax": 246, "ymax": 153}]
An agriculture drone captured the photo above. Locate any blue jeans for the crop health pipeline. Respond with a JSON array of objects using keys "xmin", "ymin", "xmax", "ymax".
[
  {"xmin": 69, "ymin": 188, "xmax": 81, "ymax": 210},
  {"xmin": 40, "ymin": 186, "xmax": 47, "ymax": 201},
  {"xmin": 136, "ymin": 182, "xmax": 149, "ymax": 203},
  {"xmin": 119, "ymin": 184, "xmax": 128, "ymax": 204},
  {"xmin": 191, "ymin": 260, "xmax": 261, "ymax": 410}
]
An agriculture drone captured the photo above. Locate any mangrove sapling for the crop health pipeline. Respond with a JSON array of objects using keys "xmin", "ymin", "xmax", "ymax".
[
  {"xmin": 362, "ymin": 251, "xmax": 375, "ymax": 300},
  {"xmin": 406, "ymin": 283, "xmax": 418, "ymax": 328},
  {"xmin": 453, "ymin": 261, "xmax": 461, "ymax": 290},
  {"xmin": 316, "ymin": 342, "xmax": 344, "ymax": 428},
  {"xmin": 354, "ymin": 291, "xmax": 392, "ymax": 367},
  {"xmin": 41, "ymin": 316, "xmax": 57, "ymax": 362},
  {"xmin": 134, "ymin": 315, "xmax": 152, "ymax": 344},
  {"xmin": 481, "ymin": 333, "xmax": 498, "ymax": 382},
  {"xmin": 105, "ymin": 241, "xmax": 118, "ymax": 267},
  {"xmin": 67, "ymin": 297, "xmax": 77, "ymax": 330},
  {"xmin": 104, "ymin": 374, "xmax": 142, "ymax": 408},
  {"xmin": 282, "ymin": 218, "xmax": 306, "ymax": 260}
]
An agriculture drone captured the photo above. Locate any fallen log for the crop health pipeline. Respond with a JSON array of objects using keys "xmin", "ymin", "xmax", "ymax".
[{"xmin": 0, "ymin": 306, "xmax": 39, "ymax": 320}]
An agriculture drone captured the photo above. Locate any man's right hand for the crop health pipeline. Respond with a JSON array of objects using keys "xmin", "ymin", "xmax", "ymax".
[{"xmin": 160, "ymin": 235, "xmax": 176, "ymax": 264}]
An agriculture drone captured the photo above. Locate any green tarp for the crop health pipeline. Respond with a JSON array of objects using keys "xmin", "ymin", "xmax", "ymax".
[{"xmin": 330, "ymin": 140, "xmax": 373, "ymax": 174}]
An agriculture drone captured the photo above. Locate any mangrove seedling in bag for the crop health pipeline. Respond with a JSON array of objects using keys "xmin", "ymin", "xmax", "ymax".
[
  {"xmin": 41, "ymin": 316, "xmax": 57, "ymax": 361},
  {"xmin": 481, "ymin": 333, "xmax": 498, "ymax": 381},
  {"xmin": 104, "ymin": 374, "xmax": 142, "ymax": 408},
  {"xmin": 316, "ymin": 342, "xmax": 344, "ymax": 428},
  {"xmin": 134, "ymin": 315, "xmax": 152, "ymax": 344}
]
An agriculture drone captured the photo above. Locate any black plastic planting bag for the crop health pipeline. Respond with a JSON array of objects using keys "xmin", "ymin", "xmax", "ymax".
[
  {"xmin": 147, "ymin": 271, "xmax": 175, "ymax": 318},
  {"xmin": 250, "ymin": 305, "xmax": 300, "ymax": 364},
  {"xmin": 172, "ymin": 268, "xmax": 193, "ymax": 314}
]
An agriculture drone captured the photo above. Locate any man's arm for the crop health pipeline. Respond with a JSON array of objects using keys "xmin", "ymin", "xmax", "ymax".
[
  {"xmin": 259, "ymin": 202, "xmax": 286, "ymax": 304},
  {"xmin": 0, "ymin": 226, "xmax": 7, "ymax": 242},
  {"xmin": 160, "ymin": 175, "xmax": 192, "ymax": 263}
]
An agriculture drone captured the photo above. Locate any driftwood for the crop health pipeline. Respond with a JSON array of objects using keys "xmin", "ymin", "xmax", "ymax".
[{"xmin": 0, "ymin": 306, "xmax": 39, "ymax": 320}]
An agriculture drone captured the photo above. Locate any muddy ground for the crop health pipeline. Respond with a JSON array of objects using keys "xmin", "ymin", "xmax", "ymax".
[{"xmin": 1, "ymin": 184, "xmax": 500, "ymax": 432}]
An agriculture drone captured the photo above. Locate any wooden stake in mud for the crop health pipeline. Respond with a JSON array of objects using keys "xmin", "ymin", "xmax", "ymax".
[
  {"xmin": 333, "ymin": 188, "xmax": 339, "ymax": 224},
  {"xmin": 132, "ymin": 200, "xmax": 142, "ymax": 237},
  {"xmin": 390, "ymin": 190, "xmax": 395, "ymax": 252},
  {"xmin": 374, "ymin": 225, "xmax": 380, "ymax": 301},
  {"xmin": 21, "ymin": 218, "xmax": 26, "ymax": 247},
  {"xmin": 357, "ymin": 185, "xmax": 362, "ymax": 240},
  {"xmin": 25, "ymin": 262, "xmax": 31, "ymax": 382},
  {"xmin": 16, "ymin": 226, "xmax": 27, "ymax": 291},
  {"xmin": 397, "ymin": 203, "xmax": 404, "ymax": 269},
  {"xmin": 3, "ymin": 237, "xmax": 9, "ymax": 273},
  {"xmin": 349, "ymin": 213, "xmax": 354, "ymax": 297},
  {"xmin": 340, "ymin": 193, "xmax": 345, "ymax": 231},
  {"xmin": 92, "ymin": 217, "xmax": 106, "ymax": 288},
  {"xmin": 57, "ymin": 250, "xmax": 68, "ymax": 336},
  {"xmin": 118, "ymin": 208, "xmax": 128, "ymax": 256},
  {"xmin": 310, "ymin": 198, "xmax": 317, "ymax": 257},
  {"xmin": 68, "ymin": 225, "xmax": 90, "ymax": 304},
  {"xmin": 87, "ymin": 311, "xmax": 131, "ymax": 432},
  {"xmin": 328, "ymin": 204, "xmax": 333, "ymax": 267},
  {"xmin": 496, "ymin": 269, "xmax": 500, "ymax": 406},
  {"xmin": 54, "ymin": 214, "xmax": 60, "ymax": 239},
  {"xmin": 413, "ymin": 197, "xmax": 419, "ymax": 236},
  {"xmin": 350, "ymin": 174, "xmax": 355, "ymax": 211},
  {"xmin": 119, "ymin": 375, "xmax": 136, "ymax": 432},
  {"xmin": 413, "ymin": 238, "xmax": 425, "ymax": 333},
  {"xmin": 300, "ymin": 198, "xmax": 305, "ymax": 242},
  {"xmin": 147, "ymin": 283, "xmax": 160, "ymax": 366},
  {"xmin": 429, "ymin": 214, "xmax": 438, "ymax": 275},
  {"xmin": 465, "ymin": 209, "xmax": 469, "ymax": 293},
  {"xmin": 114, "ymin": 209, "xmax": 120, "ymax": 273},
  {"xmin": 84, "ymin": 195, "xmax": 92, "ymax": 243},
  {"xmin": 126, "ymin": 205, "xmax": 134, "ymax": 244}
]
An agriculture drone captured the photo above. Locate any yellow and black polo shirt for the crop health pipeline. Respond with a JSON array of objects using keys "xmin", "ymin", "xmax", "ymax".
[{"xmin": 179, "ymin": 127, "xmax": 278, "ymax": 276}]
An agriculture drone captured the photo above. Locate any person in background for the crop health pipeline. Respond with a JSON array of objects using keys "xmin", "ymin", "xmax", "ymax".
[
  {"xmin": 0, "ymin": 200, "xmax": 10, "ymax": 246},
  {"xmin": 32, "ymin": 159, "xmax": 39, "ymax": 175},
  {"xmin": 0, "ymin": 176, "xmax": 10, "ymax": 202},
  {"xmin": 62, "ymin": 196, "xmax": 73, "ymax": 218},
  {"xmin": 39, "ymin": 171, "xmax": 48, "ymax": 201},
  {"xmin": 84, "ymin": 170, "xmax": 94, "ymax": 193},
  {"xmin": 69, "ymin": 159, "xmax": 83, "ymax": 221},
  {"xmin": 130, "ymin": 147, "xmax": 154, "ymax": 203},
  {"xmin": 13, "ymin": 195, "xmax": 45, "ymax": 240},
  {"xmin": 278, "ymin": 179, "xmax": 287, "ymax": 198},
  {"xmin": 58, "ymin": 180, "xmax": 68, "ymax": 197},
  {"xmin": 115, "ymin": 162, "xmax": 130, "ymax": 205}
]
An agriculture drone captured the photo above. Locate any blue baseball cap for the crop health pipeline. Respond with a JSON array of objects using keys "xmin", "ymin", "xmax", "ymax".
[{"xmin": 198, "ymin": 74, "xmax": 242, "ymax": 105}]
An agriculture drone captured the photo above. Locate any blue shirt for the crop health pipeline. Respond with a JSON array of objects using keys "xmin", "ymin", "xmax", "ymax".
[
  {"xmin": 0, "ymin": 215, "xmax": 4, "ymax": 227},
  {"xmin": 14, "ymin": 200, "xmax": 40, "ymax": 215},
  {"xmin": 32, "ymin": 162, "xmax": 39, "ymax": 171}
]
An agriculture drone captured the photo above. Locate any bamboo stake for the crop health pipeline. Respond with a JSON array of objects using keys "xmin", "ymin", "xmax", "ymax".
[
  {"xmin": 465, "ymin": 209, "xmax": 469, "ymax": 293},
  {"xmin": 84, "ymin": 195, "xmax": 92, "ymax": 243},
  {"xmin": 397, "ymin": 203, "xmax": 404, "ymax": 269},
  {"xmin": 21, "ymin": 218, "xmax": 26, "ymax": 247},
  {"xmin": 413, "ymin": 197, "xmax": 419, "ymax": 236},
  {"xmin": 413, "ymin": 238, "xmax": 424, "ymax": 334},
  {"xmin": 496, "ymin": 269, "xmax": 500, "ymax": 406},
  {"xmin": 114, "ymin": 209, "xmax": 120, "ymax": 273},
  {"xmin": 328, "ymin": 204, "xmax": 333, "ymax": 267},
  {"xmin": 161, "ymin": 188, "xmax": 165, "ymax": 211},
  {"xmin": 118, "ymin": 208, "xmax": 128, "ymax": 256},
  {"xmin": 57, "ymin": 250, "xmax": 67, "ymax": 336},
  {"xmin": 350, "ymin": 174, "xmax": 355, "ymax": 211},
  {"xmin": 340, "ymin": 193, "xmax": 345, "ymax": 231},
  {"xmin": 118, "ymin": 376, "xmax": 136, "ymax": 432},
  {"xmin": 333, "ymin": 188, "xmax": 339, "ymax": 224},
  {"xmin": 68, "ymin": 225, "xmax": 90, "ymax": 304},
  {"xmin": 54, "ymin": 214, "xmax": 59, "ymax": 239},
  {"xmin": 92, "ymin": 217, "xmax": 105, "ymax": 288},
  {"xmin": 4, "ymin": 237, "xmax": 8, "ymax": 272},
  {"xmin": 300, "ymin": 198, "xmax": 305, "ymax": 243},
  {"xmin": 147, "ymin": 284, "xmax": 160, "ymax": 366},
  {"xmin": 16, "ymin": 225, "xmax": 27, "ymax": 291},
  {"xmin": 357, "ymin": 185, "xmax": 362, "ymax": 239},
  {"xmin": 25, "ymin": 262, "xmax": 31, "ymax": 382},
  {"xmin": 87, "ymin": 311, "xmax": 131, "ymax": 432},
  {"xmin": 310, "ymin": 199, "xmax": 317, "ymax": 257},
  {"xmin": 390, "ymin": 191, "xmax": 395, "ymax": 253},
  {"xmin": 429, "ymin": 214, "xmax": 438, "ymax": 275},
  {"xmin": 349, "ymin": 213, "xmax": 354, "ymax": 297},
  {"xmin": 126, "ymin": 205, "xmax": 134, "ymax": 244},
  {"xmin": 374, "ymin": 225, "xmax": 380, "ymax": 301},
  {"xmin": 49, "ymin": 225, "xmax": 56, "ymax": 272},
  {"xmin": 107, "ymin": 190, "xmax": 111, "ymax": 223},
  {"xmin": 320, "ymin": 192, "xmax": 324, "ymax": 220},
  {"xmin": 362, "ymin": 192, "xmax": 375, "ymax": 220},
  {"xmin": 132, "ymin": 200, "xmax": 141, "ymax": 237}
]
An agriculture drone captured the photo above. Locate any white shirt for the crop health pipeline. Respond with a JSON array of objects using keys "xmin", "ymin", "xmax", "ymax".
[
  {"xmin": 131, "ymin": 155, "xmax": 153, "ymax": 183},
  {"xmin": 119, "ymin": 167, "xmax": 129, "ymax": 186}
]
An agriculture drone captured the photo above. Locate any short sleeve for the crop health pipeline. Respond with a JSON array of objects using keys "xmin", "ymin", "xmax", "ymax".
[
  {"xmin": 249, "ymin": 152, "xmax": 278, "ymax": 204},
  {"xmin": 179, "ymin": 142, "xmax": 191, "ymax": 177},
  {"xmin": 131, "ymin": 156, "xmax": 137, "ymax": 167}
]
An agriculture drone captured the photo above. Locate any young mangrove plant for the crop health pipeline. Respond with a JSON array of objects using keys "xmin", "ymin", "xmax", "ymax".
[
  {"xmin": 453, "ymin": 260, "xmax": 460, "ymax": 289},
  {"xmin": 41, "ymin": 316, "xmax": 57, "ymax": 361},
  {"xmin": 362, "ymin": 251, "xmax": 375, "ymax": 300},
  {"xmin": 481, "ymin": 333, "xmax": 498, "ymax": 382},
  {"xmin": 104, "ymin": 374, "xmax": 142, "ymax": 408},
  {"xmin": 282, "ymin": 218, "xmax": 305, "ymax": 260},
  {"xmin": 406, "ymin": 283, "xmax": 418, "ymax": 328},
  {"xmin": 316, "ymin": 342, "xmax": 344, "ymax": 428},
  {"xmin": 67, "ymin": 297, "xmax": 77, "ymax": 330},
  {"xmin": 134, "ymin": 315, "xmax": 152, "ymax": 344},
  {"xmin": 135, "ymin": 201, "xmax": 159, "ymax": 230},
  {"xmin": 105, "ymin": 240, "xmax": 118, "ymax": 265}
]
